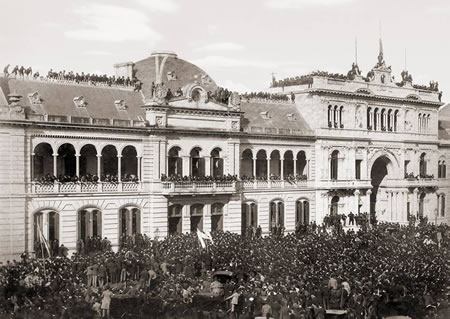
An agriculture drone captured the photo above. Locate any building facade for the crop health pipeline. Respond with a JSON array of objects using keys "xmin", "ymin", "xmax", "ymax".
[{"xmin": 1, "ymin": 49, "xmax": 449, "ymax": 261}]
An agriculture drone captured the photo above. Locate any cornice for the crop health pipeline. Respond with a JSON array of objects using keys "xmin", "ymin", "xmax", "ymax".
[{"xmin": 310, "ymin": 89, "xmax": 443, "ymax": 107}]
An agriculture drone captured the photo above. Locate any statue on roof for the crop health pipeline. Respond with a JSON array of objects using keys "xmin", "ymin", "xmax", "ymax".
[
  {"xmin": 347, "ymin": 63, "xmax": 362, "ymax": 80},
  {"xmin": 153, "ymin": 82, "xmax": 169, "ymax": 105},
  {"xmin": 228, "ymin": 92, "xmax": 241, "ymax": 112},
  {"xmin": 375, "ymin": 39, "xmax": 386, "ymax": 68},
  {"xmin": 401, "ymin": 70, "xmax": 413, "ymax": 83}
]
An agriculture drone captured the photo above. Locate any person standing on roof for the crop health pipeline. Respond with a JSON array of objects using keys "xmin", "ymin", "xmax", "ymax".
[{"xmin": 3, "ymin": 64, "xmax": 10, "ymax": 77}]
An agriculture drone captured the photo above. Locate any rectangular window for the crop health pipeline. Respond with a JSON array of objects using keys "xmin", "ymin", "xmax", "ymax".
[{"xmin": 355, "ymin": 160, "xmax": 362, "ymax": 180}]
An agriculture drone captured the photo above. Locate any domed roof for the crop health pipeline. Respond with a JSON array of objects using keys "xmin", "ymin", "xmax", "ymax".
[{"xmin": 133, "ymin": 51, "xmax": 218, "ymax": 100}]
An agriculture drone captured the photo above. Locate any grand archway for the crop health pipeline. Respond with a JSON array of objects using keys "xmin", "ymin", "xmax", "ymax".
[{"xmin": 370, "ymin": 156, "xmax": 391, "ymax": 214}]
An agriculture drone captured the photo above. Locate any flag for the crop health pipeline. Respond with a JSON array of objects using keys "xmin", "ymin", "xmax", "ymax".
[
  {"xmin": 203, "ymin": 230, "xmax": 214, "ymax": 244},
  {"xmin": 197, "ymin": 229, "xmax": 214, "ymax": 249},
  {"xmin": 197, "ymin": 229, "xmax": 207, "ymax": 249}
]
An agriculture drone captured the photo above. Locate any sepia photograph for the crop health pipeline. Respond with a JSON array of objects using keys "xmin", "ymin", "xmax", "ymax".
[{"xmin": 0, "ymin": 0, "xmax": 449, "ymax": 318}]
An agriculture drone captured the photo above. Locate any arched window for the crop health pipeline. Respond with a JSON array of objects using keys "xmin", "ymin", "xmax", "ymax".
[
  {"xmin": 78, "ymin": 208, "xmax": 102, "ymax": 241},
  {"xmin": 241, "ymin": 149, "xmax": 253, "ymax": 179},
  {"xmin": 427, "ymin": 114, "xmax": 431, "ymax": 131},
  {"xmin": 119, "ymin": 207, "xmax": 141, "ymax": 237},
  {"xmin": 373, "ymin": 108, "xmax": 380, "ymax": 131},
  {"xmin": 80, "ymin": 144, "xmax": 97, "ymax": 177},
  {"xmin": 296, "ymin": 200, "xmax": 310, "ymax": 225},
  {"xmin": 241, "ymin": 202, "xmax": 257, "ymax": 236},
  {"xmin": 381, "ymin": 109, "xmax": 386, "ymax": 131},
  {"xmin": 438, "ymin": 160, "xmax": 446, "ymax": 179},
  {"xmin": 387, "ymin": 109, "xmax": 392, "ymax": 131},
  {"xmin": 211, "ymin": 203, "xmax": 224, "ymax": 231},
  {"xmin": 330, "ymin": 150, "xmax": 339, "ymax": 180},
  {"xmin": 168, "ymin": 147, "xmax": 182, "ymax": 177},
  {"xmin": 121, "ymin": 146, "xmax": 138, "ymax": 181},
  {"xmin": 331, "ymin": 196, "xmax": 340, "ymax": 216},
  {"xmin": 211, "ymin": 148, "xmax": 223, "ymax": 177},
  {"xmin": 33, "ymin": 210, "xmax": 60, "ymax": 248},
  {"xmin": 283, "ymin": 151, "xmax": 294, "ymax": 178},
  {"xmin": 270, "ymin": 150, "xmax": 281, "ymax": 179},
  {"xmin": 168, "ymin": 204, "xmax": 183, "ymax": 235},
  {"xmin": 339, "ymin": 106, "xmax": 344, "ymax": 128},
  {"xmin": 334, "ymin": 106, "xmax": 338, "ymax": 128},
  {"xmin": 256, "ymin": 150, "xmax": 268, "ymax": 179},
  {"xmin": 394, "ymin": 110, "xmax": 399, "ymax": 132},
  {"xmin": 190, "ymin": 147, "xmax": 204, "ymax": 177},
  {"xmin": 33, "ymin": 143, "xmax": 54, "ymax": 180},
  {"xmin": 101, "ymin": 145, "xmax": 118, "ymax": 180},
  {"xmin": 190, "ymin": 204, "xmax": 204, "ymax": 232},
  {"xmin": 296, "ymin": 151, "xmax": 307, "ymax": 176},
  {"xmin": 269, "ymin": 200, "xmax": 284, "ymax": 233},
  {"xmin": 328, "ymin": 105, "xmax": 333, "ymax": 127},
  {"xmin": 419, "ymin": 153, "xmax": 427, "ymax": 177},
  {"xmin": 367, "ymin": 107, "xmax": 372, "ymax": 130},
  {"xmin": 418, "ymin": 114, "xmax": 422, "ymax": 132},
  {"xmin": 57, "ymin": 143, "xmax": 76, "ymax": 177}
]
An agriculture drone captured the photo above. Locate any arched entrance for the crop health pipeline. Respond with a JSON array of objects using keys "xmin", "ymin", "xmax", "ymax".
[{"xmin": 370, "ymin": 156, "xmax": 391, "ymax": 214}]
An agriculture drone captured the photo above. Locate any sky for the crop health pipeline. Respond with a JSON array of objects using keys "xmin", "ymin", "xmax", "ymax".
[{"xmin": 1, "ymin": 0, "xmax": 449, "ymax": 102}]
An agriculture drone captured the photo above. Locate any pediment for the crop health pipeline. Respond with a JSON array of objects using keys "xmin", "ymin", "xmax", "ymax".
[{"xmin": 168, "ymin": 98, "xmax": 231, "ymax": 112}]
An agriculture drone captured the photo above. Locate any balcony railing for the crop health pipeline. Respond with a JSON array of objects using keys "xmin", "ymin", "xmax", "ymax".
[
  {"xmin": 322, "ymin": 179, "xmax": 372, "ymax": 189},
  {"xmin": 160, "ymin": 181, "xmax": 237, "ymax": 194},
  {"xmin": 241, "ymin": 179, "xmax": 309, "ymax": 190},
  {"xmin": 32, "ymin": 182, "xmax": 140, "ymax": 194}
]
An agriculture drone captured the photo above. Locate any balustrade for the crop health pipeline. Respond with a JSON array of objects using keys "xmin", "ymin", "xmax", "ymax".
[{"xmin": 31, "ymin": 182, "xmax": 140, "ymax": 194}]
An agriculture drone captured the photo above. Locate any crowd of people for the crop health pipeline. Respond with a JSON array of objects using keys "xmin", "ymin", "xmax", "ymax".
[
  {"xmin": 161, "ymin": 174, "xmax": 239, "ymax": 183},
  {"xmin": 1, "ymin": 218, "xmax": 449, "ymax": 318},
  {"xmin": 2, "ymin": 64, "xmax": 141, "ymax": 90},
  {"xmin": 240, "ymin": 174, "xmax": 307, "ymax": 183},
  {"xmin": 33, "ymin": 174, "xmax": 139, "ymax": 185},
  {"xmin": 271, "ymin": 71, "xmax": 349, "ymax": 88},
  {"xmin": 240, "ymin": 92, "xmax": 291, "ymax": 102}
]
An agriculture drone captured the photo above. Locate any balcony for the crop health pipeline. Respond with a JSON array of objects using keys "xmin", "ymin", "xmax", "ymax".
[
  {"xmin": 160, "ymin": 181, "xmax": 237, "ymax": 195},
  {"xmin": 321, "ymin": 179, "xmax": 372, "ymax": 189},
  {"xmin": 31, "ymin": 182, "xmax": 140, "ymax": 194},
  {"xmin": 241, "ymin": 179, "xmax": 310, "ymax": 190}
]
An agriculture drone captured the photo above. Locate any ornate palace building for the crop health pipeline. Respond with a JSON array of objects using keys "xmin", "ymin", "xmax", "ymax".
[{"xmin": 1, "ymin": 48, "xmax": 449, "ymax": 261}]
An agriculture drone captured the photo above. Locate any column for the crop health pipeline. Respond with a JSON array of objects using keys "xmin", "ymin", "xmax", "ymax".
[
  {"xmin": 253, "ymin": 157, "xmax": 257, "ymax": 179},
  {"xmin": 413, "ymin": 188, "xmax": 419, "ymax": 217},
  {"xmin": 293, "ymin": 158, "xmax": 297, "ymax": 176},
  {"xmin": 137, "ymin": 157, "xmax": 142, "ymax": 181},
  {"xmin": 75, "ymin": 153, "xmax": 80, "ymax": 177},
  {"xmin": 402, "ymin": 191, "xmax": 408, "ymax": 223},
  {"xmin": 437, "ymin": 194, "xmax": 441, "ymax": 221},
  {"xmin": 117, "ymin": 155, "xmax": 122, "ymax": 181},
  {"xmin": 386, "ymin": 191, "xmax": 392, "ymax": 221},
  {"xmin": 204, "ymin": 205, "xmax": 211, "ymax": 233},
  {"xmin": 31, "ymin": 153, "xmax": 35, "ymax": 181},
  {"xmin": 307, "ymin": 160, "xmax": 310, "ymax": 179},
  {"xmin": 53, "ymin": 153, "xmax": 58, "ymax": 176},
  {"xmin": 267, "ymin": 158, "xmax": 271, "ymax": 179},
  {"xmin": 396, "ymin": 192, "xmax": 402, "ymax": 222},
  {"xmin": 97, "ymin": 155, "xmax": 102, "ymax": 178},
  {"xmin": 354, "ymin": 189, "xmax": 360, "ymax": 215},
  {"xmin": 182, "ymin": 205, "xmax": 191, "ymax": 234},
  {"xmin": 366, "ymin": 190, "xmax": 372, "ymax": 213},
  {"xmin": 280, "ymin": 159, "xmax": 284, "ymax": 179},
  {"xmin": 182, "ymin": 156, "xmax": 190, "ymax": 177},
  {"xmin": 204, "ymin": 156, "xmax": 211, "ymax": 176}
]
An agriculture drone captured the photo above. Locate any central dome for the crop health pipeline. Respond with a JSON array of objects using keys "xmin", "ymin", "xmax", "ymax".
[{"xmin": 133, "ymin": 52, "xmax": 217, "ymax": 101}]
